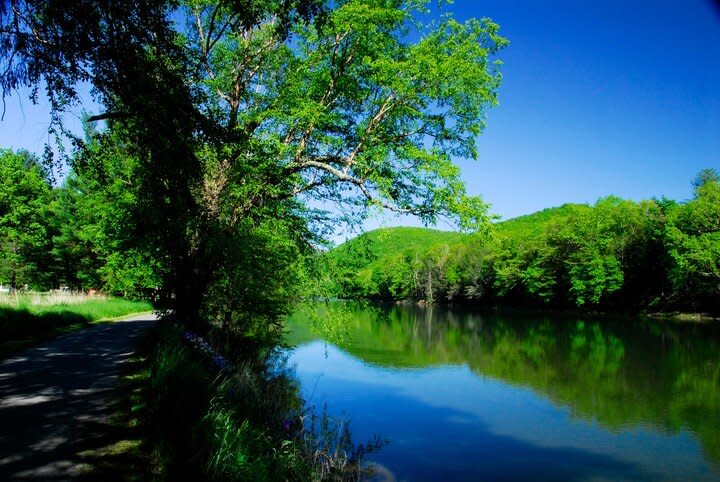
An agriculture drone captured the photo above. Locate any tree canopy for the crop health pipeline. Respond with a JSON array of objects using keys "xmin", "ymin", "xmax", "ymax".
[{"xmin": 0, "ymin": 149, "xmax": 53, "ymax": 289}]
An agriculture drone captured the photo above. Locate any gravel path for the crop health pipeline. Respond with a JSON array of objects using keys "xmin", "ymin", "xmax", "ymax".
[{"xmin": 0, "ymin": 314, "xmax": 156, "ymax": 480}]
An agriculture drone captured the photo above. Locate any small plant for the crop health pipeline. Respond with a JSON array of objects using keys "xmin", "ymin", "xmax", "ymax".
[{"xmin": 301, "ymin": 405, "xmax": 387, "ymax": 482}]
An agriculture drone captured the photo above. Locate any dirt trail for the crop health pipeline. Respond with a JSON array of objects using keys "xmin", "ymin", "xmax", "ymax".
[{"xmin": 0, "ymin": 314, "xmax": 156, "ymax": 480}]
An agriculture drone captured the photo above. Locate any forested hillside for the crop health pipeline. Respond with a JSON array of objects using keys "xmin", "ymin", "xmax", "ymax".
[{"xmin": 326, "ymin": 171, "xmax": 720, "ymax": 313}]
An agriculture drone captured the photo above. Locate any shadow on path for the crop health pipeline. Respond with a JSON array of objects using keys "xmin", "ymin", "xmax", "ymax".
[{"xmin": 0, "ymin": 315, "xmax": 156, "ymax": 480}]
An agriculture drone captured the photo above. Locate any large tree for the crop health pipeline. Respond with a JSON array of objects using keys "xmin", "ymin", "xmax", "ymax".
[
  {"xmin": 1, "ymin": 0, "xmax": 506, "ymax": 333},
  {"xmin": 665, "ymin": 169, "xmax": 720, "ymax": 310},
  {"xmin": 0, "ymin": 149, "xmax": 53, "ymax": 289},
  {"xmin": 52, "ymin": 127, "xmax": 167, "ymax": 295}
]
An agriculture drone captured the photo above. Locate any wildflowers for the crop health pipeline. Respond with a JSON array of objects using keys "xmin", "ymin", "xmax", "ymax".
[{"xmin": 183, "ymin": 330, "xmax": 232, "ymax": 371}]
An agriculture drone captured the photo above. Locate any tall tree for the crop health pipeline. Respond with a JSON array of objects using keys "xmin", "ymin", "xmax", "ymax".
[
  {"xmin": 52, "ymin": 127, "xmax": 166, "ymax": 295},
  {"xmin": 0, "ymin": 149, "xmax": 53, "ymax": 289},
  {"xmin": 1, "ymin": 0, "xmax": 507, "ymax": 334},
  {"xmin": 666, "ymin": 169, "xmax": 720, "ymax": 310}
]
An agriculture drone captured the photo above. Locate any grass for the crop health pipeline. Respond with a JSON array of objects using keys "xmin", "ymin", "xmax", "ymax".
[
  {"xmin": 0, "ymin": 294, "xmax": 154, "ymax": 359},
  {"xmin": 136, "ymin": 322, "xmax": 376, "ymax": 481}
]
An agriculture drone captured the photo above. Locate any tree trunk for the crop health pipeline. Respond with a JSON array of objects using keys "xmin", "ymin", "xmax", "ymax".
[{"xmin": 173, "ymin": 252, "xmax": 207, "ymax": 334}]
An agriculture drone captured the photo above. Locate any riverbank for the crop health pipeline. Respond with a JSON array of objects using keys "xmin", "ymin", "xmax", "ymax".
[
  {"xmin": 643, "ymin": 311, "xmax": 720, "ymax": 323},
  {"xmin": 339, "ymin": 298, "xmax": 720, "ymax": 325},
  {"xmin": 119, "ymin": 321, "xmax": 372, "ymax": 481}
]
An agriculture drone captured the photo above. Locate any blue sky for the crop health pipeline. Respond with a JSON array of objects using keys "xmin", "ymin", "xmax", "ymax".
[
  {"xmin": 1, "ymin": 0, "xmax": 718, "ymax": 237},
  {"xmin": 454, "ymin": 0, "xmax": 719, "ymax": 216},
  {"xmin": 337, "ymin": 0, "xmax": 720, "ymax": 238}
]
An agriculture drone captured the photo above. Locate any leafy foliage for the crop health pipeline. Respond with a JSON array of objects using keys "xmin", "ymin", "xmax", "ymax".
[
  {"xmin": 53, "ymin": 130, "xmax": 167, "ymax": 296},
  {"xmin": 0, "ymin": 149, "xmax": 54, "ymax": 289},
  {"xmin": 665, "ymin": 173, "xmax": 720, "ymax": 308},
  {"xmin": 0, "ymin": 0, "xmax": 508, "ymax": 337},
  {"xmin": 325, "ymin": 171, "xmax": 720, "ymax": 312}
]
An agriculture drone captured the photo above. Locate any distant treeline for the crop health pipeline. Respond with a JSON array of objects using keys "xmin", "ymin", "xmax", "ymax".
[
  {"xmin": 325, "ymin": 169, "xmax": 720, "ymax": 313},
  {"xmin": 0, "ymin": 146, "xmax": 164, "ymax": 297}
]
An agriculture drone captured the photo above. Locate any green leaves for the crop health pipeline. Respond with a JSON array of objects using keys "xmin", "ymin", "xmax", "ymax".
[
  {"xmin": 188, "ymin": 0, "xmax": 506, "ymax": 232},
  {"xmin": 665, "ymin": 171, "xmax": 720, "ymax": 304},
  {"xmin": 568, "ymin": 252, "xmax": 623, "ymax": 306},
  {"xmin": 0, "ymin": 149, "xmax": 53, "ymax": 289},
  {"xmin": 322, "ymin": 174, "xmax": 718, "ymax": 312}
]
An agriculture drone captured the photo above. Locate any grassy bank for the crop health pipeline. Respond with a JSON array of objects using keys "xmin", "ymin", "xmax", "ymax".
[
  {"xmin": 123, "ymin": 322, "xmax": 376, "ymax": 481},
  {"xmin": 0, "ymin": 294, "xmax": 154, "ymax": 359}
]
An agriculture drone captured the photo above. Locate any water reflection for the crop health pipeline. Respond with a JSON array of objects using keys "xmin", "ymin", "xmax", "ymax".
[{"xmin": 285, "ymin": 303, "xmax": 720, "ymax": 481}]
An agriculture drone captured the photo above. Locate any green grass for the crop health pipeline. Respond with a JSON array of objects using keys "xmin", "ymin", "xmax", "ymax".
[
  {"xmin": 0, "ymin": 296, "xmax": 154, "ymax": 359},
  {"xmin": 14, "ymin": 297, "xmax": 154, "ymax": 319}
]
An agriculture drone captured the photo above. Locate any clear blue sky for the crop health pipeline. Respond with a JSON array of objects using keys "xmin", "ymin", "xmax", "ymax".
[
  {"xmin": 1, "ymin": 0, "xmax": 718, "ymax": 235},
  {"xmin": 455, "ymin": 0, "xmax": 720, "ymax": 218},
  {"xmin": 339, "ymin": 0, "xmax": 720, "ymax": 239}
]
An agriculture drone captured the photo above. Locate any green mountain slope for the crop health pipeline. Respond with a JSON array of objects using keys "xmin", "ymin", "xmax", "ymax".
[
  {"xmin": 329, "ymin": 204, "xmax": 580, "ymax": 268},
  {"xmin": 494, "ymin": 204, "xmax": 583, "ymax": 238},
  {"xmin": 327, "ymin": 226, "xmax": 467, "ymax": 268},
  {"xmin": 322, "ymin": 186, "xmax": 719, "ymax": 313}
]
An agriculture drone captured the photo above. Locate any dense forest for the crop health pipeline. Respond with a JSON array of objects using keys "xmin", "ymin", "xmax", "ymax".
[
  {"xmin": 0, "ymin": 146, "xmax": 164, "ymax": 296},
  {"xmin": 325, "ymin": 170, "xmax": 720, "ymax": 313}
]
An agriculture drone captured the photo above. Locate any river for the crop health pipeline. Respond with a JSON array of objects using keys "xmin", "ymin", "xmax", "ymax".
[{"xmin": 284, "ymin": 302, "xmax": 720, "ymax": 481}]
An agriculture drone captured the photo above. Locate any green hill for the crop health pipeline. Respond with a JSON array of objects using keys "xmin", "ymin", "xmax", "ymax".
[
  {"xmin": 328, "ymin": 226, "xmax": 467, "ymax": 266},
  {"xmin": 324, "ymin": 207, "xmax": 583, "ymax": 301},
  {"xmin": 329, "ymin": 204, "xmax": 582, "ymax": 267},
  {"xmin": 322, "ymin": 188, "xmax": 719, "ymax": 312},
  {"xmin": 494, "ymin": 203, "xmax": 584, "ymax": 238}
]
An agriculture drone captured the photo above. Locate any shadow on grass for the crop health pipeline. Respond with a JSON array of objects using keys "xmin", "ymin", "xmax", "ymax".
[
  {"xmin": 74, "ymin": 343, "xmax": 155, "ymax": 482},
  {"xmin": 0, "ymin": 307, "xmax": 93, "ymax": 360}
]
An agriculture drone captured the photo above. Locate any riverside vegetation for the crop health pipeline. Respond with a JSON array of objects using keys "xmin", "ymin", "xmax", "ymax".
[{"xmin": 324, "ymin": 170, "xmax": 720, "ymax": 314}]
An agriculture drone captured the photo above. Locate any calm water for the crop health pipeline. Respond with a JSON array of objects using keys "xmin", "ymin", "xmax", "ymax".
[{"xmin": 284, "ymin": 303, "xmax": 720, "ymax": 482}]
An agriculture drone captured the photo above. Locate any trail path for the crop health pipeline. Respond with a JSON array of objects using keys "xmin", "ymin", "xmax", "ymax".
[{"xmin": 0, "ymin": 314, "xmax": 156, "ymax": 480}]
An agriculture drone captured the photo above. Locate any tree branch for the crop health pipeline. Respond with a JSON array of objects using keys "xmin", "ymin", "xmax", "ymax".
[
  {"xmin": 292, "ymin": 157, "xmax": 430, "ymax": 216},
  {"xmin": 86, "ymin": 111, "xmax": 129, "ymax": 122}
]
